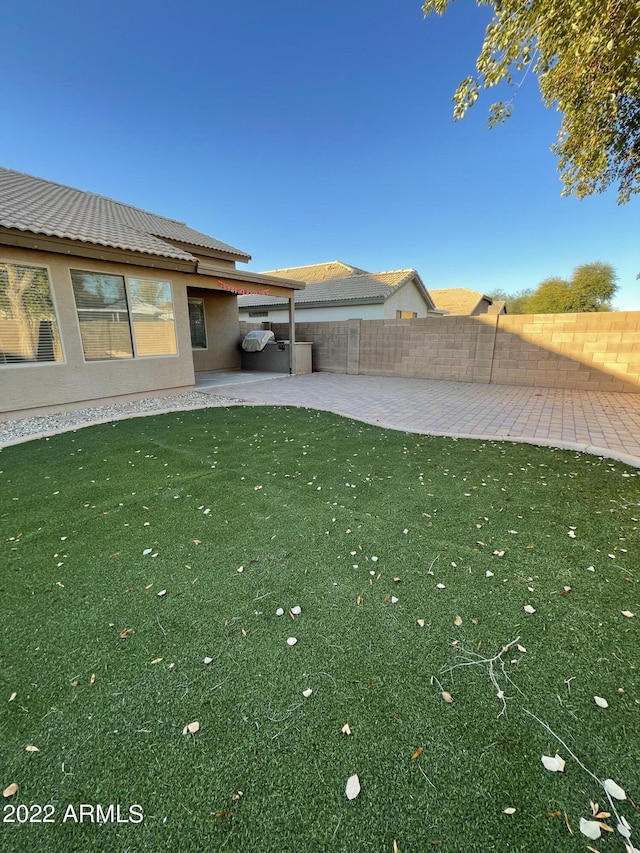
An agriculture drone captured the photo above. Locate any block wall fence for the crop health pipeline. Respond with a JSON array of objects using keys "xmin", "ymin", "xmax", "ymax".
[{"xmin": 240, "ymin": 311, "xmax": 640, "ymax": 393}]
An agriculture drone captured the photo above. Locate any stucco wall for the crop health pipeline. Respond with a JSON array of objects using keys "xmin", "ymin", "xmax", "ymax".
[
  {"xmin": 253, "ymin": 312, "xmax": 640, "ymax": 392},
  {"xmin": 1, "ymin": 247, "xmax": 241, "ymax": 416},
  {"xmin": 189, "ymin": 287, "xmax": 241, "ymax": 372}
]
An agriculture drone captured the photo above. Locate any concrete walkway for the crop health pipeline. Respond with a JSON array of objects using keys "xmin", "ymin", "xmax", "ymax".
[{"xmin": 196, "ymin": 372, "xmax": 640, "ymax": 467}]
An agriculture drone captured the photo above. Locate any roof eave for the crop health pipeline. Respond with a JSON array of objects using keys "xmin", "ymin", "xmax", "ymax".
[{"xmin": 0, "ymin": 227, "xmax": 198, "ymax": 272}]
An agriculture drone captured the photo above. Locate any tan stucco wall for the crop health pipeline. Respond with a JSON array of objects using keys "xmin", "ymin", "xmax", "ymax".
[
  {"xmin": 0, "ymin": 247, "xmax": 243, "ymax": 416},
  {"xmin": 189, "ymin": 287, "xmax": 241, "ymax": 372}
]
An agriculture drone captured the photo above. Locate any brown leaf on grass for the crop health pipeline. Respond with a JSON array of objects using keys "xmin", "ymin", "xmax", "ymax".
[
  {"xmin": 564, "ymin": 811, "xmax": 573, "ymax": 835},
  {"xmin": 453, "ymin": 615, "xmax": 462, "ymax": 626},
  {"xmin": 392, "ymin": 712, "xmax": 403, "ymax": 725},
  {"xmin": 410, "ymin": 747, "xmax": 423, "ymax": 760},
  {"xmin": 151, "ymin": 658, "xmax": 163, "ymax": 665},
  {"xmin": 441, "ymin": 691, "xmax": 453, "ymax": 704},
  {"xmin": 3, "ymin": 783, "xmax": 18, "ymax": 798},
  {"xmin": 596, "ymin": 821, "xmax": 614, "ymax": 833},
  {"xmin": 9, "ymin": 692, "xmax": 16, "ymax": 702},
  {"xmin": 548, "ymin": 811, "xmax": 561, "ymax": 818},
  {"xmin": 90, "ymin": 673, "xmax": 96, "ymax": 684},
  {"xmin": 367, "ymin": 682, "xmax": 378, "ymax": 690},
  {"xmin": 621, "ymin": 610, "xmax": 634, "ymax": 618},
  {"xmin": 215, "ymin": 810, "xmax": 234, "ymax": 819},
  {"xmin": 356, "ymin": 595, "xmax": 363, "ymax": 605},
  {"xmin": 119, "ymin": 628, "xmax": 133, "ymax": 639},
  {"xmin": 586, "ymin": 846, "xmax": 600, "ymax": 853},
  {"xmin": 70, "ymin": 680, "xmax": 78, "ymax": 688},
  {"xmin": 393, "ymin": 840, "xmax": 400, "ymax": 853},
  {"xmin": 341, "ymin": 723, "xmax": 352, "ymax": 735},
  {"xmin": 182, "ymin": 721, "xmax": 200, "ymax": 735}
]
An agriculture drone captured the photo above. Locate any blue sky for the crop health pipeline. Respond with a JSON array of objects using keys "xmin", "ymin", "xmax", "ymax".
[{"xmin": 3, "ymin": 0, "xmax": 639, "ymax": 308}]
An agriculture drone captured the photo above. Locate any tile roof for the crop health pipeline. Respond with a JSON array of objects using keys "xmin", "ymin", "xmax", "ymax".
[
  {"xmin": 239, "ymin": 267, "xmax": 429, "ymax": 309},
  {"xmin": 0, "ymin": 167, "xmax": 250, "ymax": 262},
  {"xmin": 262, "ymin": 261, "xmax": 367, "ymax": 283},
  {"xmin": 429, "ymin": 288, "xmax": 492, "ymax": 315}
]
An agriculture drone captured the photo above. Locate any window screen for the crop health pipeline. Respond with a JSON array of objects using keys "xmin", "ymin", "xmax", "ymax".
[
  {"xmin": 71, "ymin": 270, "xmax": 133, "ymax": 360},
  {"xmin": 129, "ymin": 278, "xmax": 177, "ymax": 356},
  {"xmin": 0, "ymin": 262, "xmax": 63, "ymax": 365}
]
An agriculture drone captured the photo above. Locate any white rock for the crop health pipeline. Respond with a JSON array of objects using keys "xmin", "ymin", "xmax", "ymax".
[
  {"xmin": 436, "ymin": 583, "xmax": 446, "ymax": 589},
  {"xmin": 524, "ymin": 604, "xmax": 536, "ymax": 614},
  {"xmin": 594, "ymin": 695, "xmax": 609, "ymax": 708},
  {"xmin": 291, "ymin": 605, "xmax": 302, "ymax": 615},
  {"xmin": 286, "ymin": 637, "xmax": 298, "ymax": 646},
  {"xmin": 417, "ymin": 619, "xmax": 425, "ymax": 628},
  {"xmin": 345, "ymin": 774, "xmax": 361, "ymax": 800},
  {"xmin": 203, "ymin": 657, "xmax": 213, "ymax": 665},
  {"xmin": 302, "ymin": 688, "xmax": 313, "ymax": 698},
  {"xmin": 390, "ymin": 596, "xmax": 398, "ymax": 604},
  {"xmin": 157, "ymin": 589, "xmax": 167, "ymax": 597},
  {"xmin": 276, "ymin": 608, "xmax": 284, "ymax": 616},
  {"xmin": 485, "ymin": 570, "xmax": 494, "ymax": 578}
]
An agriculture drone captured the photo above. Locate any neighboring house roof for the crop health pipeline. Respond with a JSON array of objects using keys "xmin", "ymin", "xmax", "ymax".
[
  {"xmin": 262, "ymin": 261, "xmax": 367, "ymax": 283},
  {"xmin": 239, "ymin": 264, "xmax": 435, "ymax": 311},
  {"xmin": 429, "ymin": 287, "xmax": 505, "ymax": 315},
  {"xmin": 0, "ymin": 167, "xmax": 251, "ymax": 263}
]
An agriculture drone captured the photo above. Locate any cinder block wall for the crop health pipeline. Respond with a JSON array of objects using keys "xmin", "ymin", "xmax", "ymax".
[{"xmin": 240, "ymin": 312, "xmax": 640, "ymax": 392}]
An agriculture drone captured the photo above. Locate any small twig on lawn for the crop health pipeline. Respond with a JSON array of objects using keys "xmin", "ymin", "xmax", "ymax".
[
  {"xmin": 522, "ymin": 708, "xmax": 634, "ymax": 850},
  {"xmin": 332, "ymin": 816, "xmax": 342, "ymax": 841},
  {"xmin": 253, "ymin": 591, "xmax": 272, "ymax": 602},
  {"xmin": 417, "ymin": 763, "xmax": 436, "ymax": 790},
  {"xmin": 440, "ymin": 636, "xmax": 522, "ymax": 718},
  {"xmin": 156, "ymin": 616, "xmax": 167, "ymax": 635}
]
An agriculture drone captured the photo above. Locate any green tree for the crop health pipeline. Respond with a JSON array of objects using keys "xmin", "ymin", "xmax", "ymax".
[
  {"xmin": 526, "ymin": 277, "xmax": 572, "ymax": 313},
  {"xmin": 490, "ymin": 262, "xmax": 618, "ymax": 314},
  {"xmin": 422, "ymin": 0, "xmax": 640, "ymax": 203}
]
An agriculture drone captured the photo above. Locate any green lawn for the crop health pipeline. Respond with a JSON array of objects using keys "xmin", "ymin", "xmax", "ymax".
[{"xmin": 1, "ymin": 405, "xmax": 638, "ymax": 852}]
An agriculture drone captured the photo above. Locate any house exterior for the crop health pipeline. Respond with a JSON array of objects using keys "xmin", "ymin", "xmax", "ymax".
[
  {"xmin": 0, "ymin": 168, "xmax": 304, "ymax": 417},
  {"xmin": 429, "ymin": 287, "xmax": 507, "ymax": 316},
  {"xmin": 238, "ymin": 261, "xmax": 438, "ymax": 323}
]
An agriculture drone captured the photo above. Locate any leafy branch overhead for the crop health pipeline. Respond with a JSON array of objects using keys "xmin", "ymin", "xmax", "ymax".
[{"xmin": 422, "ymin": 0, "xmax": 640, "ymax": 203}]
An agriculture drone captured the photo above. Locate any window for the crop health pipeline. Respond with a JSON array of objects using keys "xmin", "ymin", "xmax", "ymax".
[
  {"xmin": 188, "ymin": 298, "xmax": 207, "ymax": 349},
  {"xmin": 248, "ymin": 311, "xmax": 268, "ymax": 318},
  {"xmin": 71, "ymin": 270, "xmax": 176, "ymax": 360},
  {"xmin": 0, "ymin": 262, "xmax": 63, "ymax": 365},
  {"xmin": 396, "ymin": 310, "xmax": 418, "ymax": 319}
]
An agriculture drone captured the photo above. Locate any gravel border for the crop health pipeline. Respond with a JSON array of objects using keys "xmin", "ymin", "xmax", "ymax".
[{"xmin": 0, "ymin": 391, "xmax": 246, "ymax": 448}]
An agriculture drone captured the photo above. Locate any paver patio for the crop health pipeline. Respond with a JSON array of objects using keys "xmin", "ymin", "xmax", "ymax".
[{"xmin": 196, "ymin": 372, "xmax": 640, "ymax": 467}]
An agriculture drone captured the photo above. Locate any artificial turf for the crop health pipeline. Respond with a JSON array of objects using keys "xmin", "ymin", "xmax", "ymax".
[{"xmin": 1, "ymin": 405, "xmax": 638, "ymax": 852}]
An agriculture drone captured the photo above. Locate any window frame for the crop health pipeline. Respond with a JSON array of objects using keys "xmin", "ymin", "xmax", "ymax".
[
  {"xmin": 188, "ymin": 296, "xmax": 208, "ymax": 350},
  {"xmin": 70, "ymin": 267, "xmax": 178, "ymax": 362},
  {"xmin": 0, "ymin": 258, "xmax": 66, "ymax": 368}
]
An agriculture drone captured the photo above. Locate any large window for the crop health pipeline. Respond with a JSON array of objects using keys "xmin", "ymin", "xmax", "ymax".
[
  {"xmin": 188, "ymin": 297, "xmax": 207, "ymax": 349},
  {"xmin": 71, "ymin": 271, "xmax": 176, "ymax": 360},
  {"xmin": 0, "ymin": 262, "xmax": 63, "ymax": 365}
]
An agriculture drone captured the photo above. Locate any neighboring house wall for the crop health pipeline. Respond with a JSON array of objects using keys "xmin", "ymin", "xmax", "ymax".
[
  {"xmin": 239, "ymin": 278, "xmax": 431, "ymax": 324},
  {"xmin": 253, "ymin": 311, "xmax": 640, "ymax": 392},
  {"xmin": 383, "ymin": 284, "xmax": 430, "ymax": 319},
  {"xmin": 241, "ymin": 302, "xmax": 386, "ymax": 324},
  {"xmin": 0, "ymin": 247, "xmax": 239, "ymax": 415}
]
